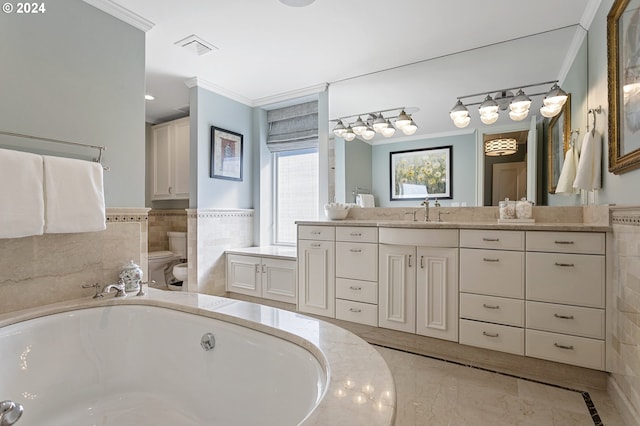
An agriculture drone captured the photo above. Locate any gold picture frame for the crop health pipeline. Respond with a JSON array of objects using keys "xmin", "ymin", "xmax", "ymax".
[
  {"xmin": 547, "ymin": 94, "xmax": 571, "ymax": 193},
  {"xmin": 608, "ymin": 0, "xmax": 640, "ymax": 174}
]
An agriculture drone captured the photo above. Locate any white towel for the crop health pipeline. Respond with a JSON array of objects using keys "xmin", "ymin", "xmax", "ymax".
[
  {"xmin": 573, "ymin": 131, "xmax": 602, "ymax": 191},
  {"xmin": 0, "ymin": 148, "xmax": 45, "ymax": 238},
  {"xmin": 43, "ymin": 155, "xmax": 106, "ymax": 234},
  {"xmin": 555, "ymin": 147, "xmax": 578, "ymax": 195},
  {"xmin": 356, "ymin": 193, "xmax": 375, "ymax": 208}
]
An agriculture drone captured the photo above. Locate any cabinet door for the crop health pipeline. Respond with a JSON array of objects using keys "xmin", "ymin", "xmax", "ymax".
[
  {"xmin": 378, "ymin": 244, "xmax": 416, "ymax": 333},
  {"xmin": 226, "ymin": 254, "xmax": 261, "ymax": 296},
  {"xmin": 262, "ymin": 257, "xmax": 297, "ymax": 303},
  {"xmin": 151, "ymin": 124, "xmax": 172, "ymax": 199},
  {"xmin": 416, "ymin": 247, "xmax": 458, "ymax": 342},
  {"xmin": 172, "ymin": 118, "xmax": 190, "ymax": 199},
  {"xmin": 298, "ymin": 239, "xmax": 335, "ymax": 317}
]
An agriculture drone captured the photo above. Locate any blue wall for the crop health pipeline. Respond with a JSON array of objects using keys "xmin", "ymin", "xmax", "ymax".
[
  {"xmin": 0, "ymin": 0, "xmax": 146, "ymax": 207},
  {"xmin": 190, "ymin": 87, "xmax": 254, "ymax": 208},
  {"xmin": 372, "ymin": 133, "xmax": 477, "ymax": 207}
]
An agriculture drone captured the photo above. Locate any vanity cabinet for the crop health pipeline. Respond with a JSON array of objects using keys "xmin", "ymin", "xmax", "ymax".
[
  {"xmin": 378, "ymin": 228, "xmax": 459, "ymax": 341},
  {"xmin": 226, "ymin": 254, "xmax": 296, "ymax": 303},
  {"xmin": 298, "ymin": 226, "xmax": 335, "ymax": 317},
  {"xmin": 151, "ymin": 116, "xmax": 190, "ymax": 200}
]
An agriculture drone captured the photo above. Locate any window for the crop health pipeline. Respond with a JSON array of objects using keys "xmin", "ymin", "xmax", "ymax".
[{"xmin": 274, "ymin": 148, "xmax": 318, "ymax": 245}]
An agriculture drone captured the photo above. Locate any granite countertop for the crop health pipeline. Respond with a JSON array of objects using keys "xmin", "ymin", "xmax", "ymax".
[
  {"xmin": 225, "ymin": 245, "xmax": 297, "ymax": 260},
  {"xmin": 0, "ymin": 289, "xmax": 395, "ymax": 425}
]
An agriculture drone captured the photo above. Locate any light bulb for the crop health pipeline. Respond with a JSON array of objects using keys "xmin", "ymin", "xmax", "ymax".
[
  {"xmin": 395, "ymin": 110, "xmax": 411, "ymax": 128},
  {"xmin": 540, "ymin": 104, "xmax": 562, "ymax": 118},
  {"xmin": 449, "ymin": 100, "xmax": 469, "ymax": 120},
  {"xmin": 343, "ymin": 126, "xmax": 356, "ymax": 141},
  {"xmin": 510, "ymin": 90, "xmax": 531, "ymax": 112},
  {"xmin": 401, "ymin": 120, "xmax": 417, "ymax": 135},
  {"xmin": 453, "ymin": 116, "xmax": 471, "ymax": 128},
  {"xmin": 332, "ymin": 120, "xmax": 346, "ymax": 137},
  {"xmin": 509, "ymin": 109, "xmax": 529, "ymax": 121},
  {"xmin": 479, "ymin": 95, "xmax": 499, "ymax": 116},
  {"xmin": 372, "ymin": 114, "xmax": 388, "ymax": 132},
  {"xmin": 352, "ymin": 116, "xmax": 367, "ymax": 135},
  {"xmin": 361, "ymin": 127, "xmax": 375, "ymax": 140},
  {"xmin": 381, "ymin": 120, "xmax": 396, "ymax": 137},
  {"xmin": 543, "ymin": 83, "xmax": 568, "ymax": 107},
  {"xmin": 480, "ymin": 112, "xmax": 499, "ymax": 125}
]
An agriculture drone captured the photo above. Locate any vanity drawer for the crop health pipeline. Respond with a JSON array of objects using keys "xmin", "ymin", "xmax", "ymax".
[
  {"xmin": 298, "ymin": 225, "xmax": 335, "ymax": 241},
  {"xmin": 526, "ymin": 231, "xmax": 605, "ymax": 255},
  {"xmin": 336, "ymin": 242, "xmax": 378, "ymax": 281},
  {"xmin": 460, "ymin": 319, "xmax": 524, "ymax": 355},
  {"xmin": 379, "ymin": 228, "xmax": 458, "ymax": 247},
  {"xmin": 336, "ymin": 226, "xmax": 378, "ymax": 243},
  {"xmin": 336, "ymin": 278, "xmax": 378, "ymax": 304},
  {"xmin": 460, "ymin": 230, "xmax": 524, "ymax": 251},
  {"xmin": 460, "ymin": 248, "xmax": 525, "ymax": 298},
  {"xmin": 525, "ymin": 329, "xmax": 605, "ymax": 370},
  {"xmin": 526, "ymin": 301, "xmax": 605, "ymax": 339},
  {"xmin": 526, "ymin": 252, "xmax": 605, "ymax": 308},
  {"xmin": 460, "ymin": 293, "xmax": 524, "ymax": 327},
  {"xmin": 336, "ymin": 299, "xmax": 378, "ymax": 327}
]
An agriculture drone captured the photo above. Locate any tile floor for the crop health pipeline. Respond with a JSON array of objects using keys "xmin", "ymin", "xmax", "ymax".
[{"xmin": 375, "ymin": 345, "xmax": 627, "ymax": 426}]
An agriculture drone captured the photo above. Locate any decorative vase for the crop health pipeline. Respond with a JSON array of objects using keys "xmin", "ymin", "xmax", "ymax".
[{"xmin": 119, "ymin": 259, "xmax": 143, "ymax": 292}]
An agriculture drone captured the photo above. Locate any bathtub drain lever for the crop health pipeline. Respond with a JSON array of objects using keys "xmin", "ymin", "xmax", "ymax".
[{"xmin": 200, "ymin": 333, "xmax": 216, "ymax": 351}]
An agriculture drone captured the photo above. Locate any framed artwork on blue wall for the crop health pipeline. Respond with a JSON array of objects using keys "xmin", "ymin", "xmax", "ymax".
[
  {"xmin": 390, "ymin": 145, "xmax": 453, "ymax": 200},
  {"xmin": 211, "ymin": 126, "xmax": 243, "ymax": 181}
]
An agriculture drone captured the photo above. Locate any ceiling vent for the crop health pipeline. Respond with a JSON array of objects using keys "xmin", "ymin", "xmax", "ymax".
[{"xmin": 174, "ymin": 35, "xmax": 218, "ymax": 56}]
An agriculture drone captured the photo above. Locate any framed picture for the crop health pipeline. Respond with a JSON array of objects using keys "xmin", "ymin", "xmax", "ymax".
[
  {"xmin": 608, "ymin": 0, "xmax": 640, "ymax": 174},
  {"xmin": 390, "ymin": 146, "xmax": 452, "ymax": 200},
  {"xmin": 547, "ymin": 94, "xmax": 571, "ymax": 193},
  {"xmin": 210, "ymin": 126, "xmax": 243, "ymax": 181}
]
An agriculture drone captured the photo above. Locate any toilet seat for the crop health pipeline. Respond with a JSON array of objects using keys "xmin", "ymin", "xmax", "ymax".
[{"xmin": 149, "ymin": 250, "xmax": 176, "ymax": 261}]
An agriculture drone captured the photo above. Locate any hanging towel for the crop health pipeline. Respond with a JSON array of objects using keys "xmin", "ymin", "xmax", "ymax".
[
  {"xmin": 555, "ymin": 146, "xmax": 579, "ymax": 195},
  {"xmin": 573, "ymin": 130, "xmax": 602, "ymax": 191},
  {"xmin": 43, "ymin": 155, "xmax": 106, "ymax": 234},
  {"xmin": 0, "ymin": 148, "xmax": 45, "ymax": 238},
  {"xmin": 356, "ymin": 193, "xmax": 375, "ymax": 208}
]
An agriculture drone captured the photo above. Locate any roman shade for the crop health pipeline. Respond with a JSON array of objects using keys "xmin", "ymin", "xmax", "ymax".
[{"xmin": 267, "ymin": 101, "xmax": 318, "ymax": 152}]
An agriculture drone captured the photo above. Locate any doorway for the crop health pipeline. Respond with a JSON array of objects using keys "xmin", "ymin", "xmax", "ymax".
[{"xmin": 483, "ymin": 130, "xmax": 529, "ymax": 206}]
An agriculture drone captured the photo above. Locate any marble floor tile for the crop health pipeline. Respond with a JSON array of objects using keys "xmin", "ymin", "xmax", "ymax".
[{"xmin": 375, "ymin": 346, "xmax": 625, "ymax": 426}]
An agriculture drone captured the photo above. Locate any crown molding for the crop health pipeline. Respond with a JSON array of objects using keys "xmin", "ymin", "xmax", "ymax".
[
  {"xmin": 558, "ymin": 26, "xmax": 587, "ymax": 85},
  {"xmin": 580, "ymin": 0, "xmax": 602, "ymax": 31},
  {"xmin": 82, "ymin": 0, "xmax": 154, "ymax": 32},
  {"xmin": 252, "ymin": 83, "xmax": 328, "ymax": 107},
  {"xmin": 184, "ymin": 77, "xmax": 254, "ymax": 106}
]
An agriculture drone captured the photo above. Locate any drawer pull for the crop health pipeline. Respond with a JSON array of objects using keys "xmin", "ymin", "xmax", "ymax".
[
  {"xmin": 420, "ymin": 255, "xmax": 424, "ymax": 269},
  {"xmin": 554, "ymin": 343, "xmax": 574, "ymax": 350},
  {"xmin": 483, "ymin": 257, "xmax": 500, "ymax": 262},
  {"xmin": 482, "ymin": 331, "xmax": 499, "ymax": 338},
  {"xmin": 349, "ymin": 308, "xmax": 362, "ymax": 313},
  {"xmin": 349, "ymin": 286, "xmax": 362, "ymax": 291},
  {"xmin": 554, "ymin": 313, "xmax": 575, "ymax": 320},
  {"xmin": 311, "ymin": 231, "xmax": 322, "ymax": 235},
  {"xmin": 554, "ymin": 262, "xmax": 575, "ymax": 267},
  {"xmin": 310, "ymin": 243, "xmax": 322, "ymax": 248},
  {"xmin": 554, "ymin": 240, "xmax": 575, "ymax": 245},
  {"xmin": 408, "ymin": 255, "xmax": 412, "ymax": 267},
  {"xmin": 482, "ymin": 237, "xmax": 500, "ymax": 242},
  {"xmin": 350, "ymin": 232, "xmax": 362, "ymax": 236},
  {"xmin": 349, "ymin": 248, "xmax": 362, "ymax": 253},
  {"xmin": 482, "ymin": 303, "xmax": 500, "ymax": 310}
]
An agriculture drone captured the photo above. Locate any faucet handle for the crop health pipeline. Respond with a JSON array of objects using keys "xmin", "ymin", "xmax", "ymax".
[
  {"xmin": 434, "ymin": 198, "xmax": 441, "ymax": 207},
  {"xmin": 437, "ymin": 211, "xmax": 450, "ymax": 222},
  {"xmin": 82, "ymin": 283, "xmax": 103, "ymax": 299}
]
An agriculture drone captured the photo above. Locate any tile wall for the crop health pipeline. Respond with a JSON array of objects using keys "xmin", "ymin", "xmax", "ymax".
[{"xmin": 148, "ymin": 209, "xmax": 187, "ymax": 252}]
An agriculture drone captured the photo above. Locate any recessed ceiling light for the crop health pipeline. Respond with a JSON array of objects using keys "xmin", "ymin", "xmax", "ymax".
[
  {"xmin": 145, "ymin": 94, "xmax": 155, "ymax": 101},
  {"xmin": 278, "ymin": 0, "xmax": 315, "ymax": 7}
]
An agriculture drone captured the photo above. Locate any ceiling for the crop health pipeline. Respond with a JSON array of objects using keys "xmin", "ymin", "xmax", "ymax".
[{"xmin": 107, "ymin": 0, "xmax": 599, "ymax": 132}]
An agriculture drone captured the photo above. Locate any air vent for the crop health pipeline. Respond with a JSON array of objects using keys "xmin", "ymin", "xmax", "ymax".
[{"xmin": 174, "ymin": 35, "xmax": 218, "ymax": 56}]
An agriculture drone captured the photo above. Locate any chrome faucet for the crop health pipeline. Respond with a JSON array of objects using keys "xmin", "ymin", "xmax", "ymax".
[
  {"xmin": 437, "ymin": 211, "xmax": 450, "ymax": 222},
  {"xmin": 0, "ymin": 400, "xmax": 23, "ymax": 426},
  {"xmin": 420, "ymin": 197, "xmax": 430, "ymax": 222},
  {"xmin": 101, "ymin": 281, "xmax": 126, "ymax": 298}
]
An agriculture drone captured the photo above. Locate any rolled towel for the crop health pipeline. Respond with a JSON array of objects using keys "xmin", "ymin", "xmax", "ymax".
[
  {"xmin": 43, "ymin": 155, "xmax": 106, "ymax": 234},
  {"xmin": 0, "ymin": 148, "xmax": 45, "ymax": 238}
]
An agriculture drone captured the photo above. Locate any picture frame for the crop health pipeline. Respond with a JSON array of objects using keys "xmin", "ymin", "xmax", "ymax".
[
  {"xmin": 608, "ymin": 0, "xmax": 640, "ymax": 174},
  {"xmin": 547, "ymin": 93, "xmax": 571, "ymax": 193},
  {"xmin": 390, "ymin": 146, "xmax": 452, "ymax": 201},
  {"xmin": 210, "ymin": 126, "xmax": 243, "ymax": 181}
]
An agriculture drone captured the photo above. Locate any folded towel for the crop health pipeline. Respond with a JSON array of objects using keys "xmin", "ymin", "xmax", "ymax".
[
  {"xmin": 43, "ymin": 155, "xmax": 106, "ymax": 234},
  {"xmin": 0, "ymin": 148, "xmax": 45, "ymax": 238},
  {"xmin": 555, "ymin": 147, "xmax": 578, "ymax": 195},
  {"xmin": 356, "ymin": 193, "xmax": 375, "ymax": 208},
  {"xmin": 573, "ymin": 131, "xmax": 602, "ymax": 191}
]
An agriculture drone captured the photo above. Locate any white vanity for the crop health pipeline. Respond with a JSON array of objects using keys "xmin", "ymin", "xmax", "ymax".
[{"xmin": 296, "ymin": 217, "xmax": 610, "ymax": 371}]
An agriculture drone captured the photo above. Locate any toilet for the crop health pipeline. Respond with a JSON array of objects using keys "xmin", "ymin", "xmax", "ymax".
[{"xmin": 148, "ymin": 231, "xmax": 188, "ymax": 291}]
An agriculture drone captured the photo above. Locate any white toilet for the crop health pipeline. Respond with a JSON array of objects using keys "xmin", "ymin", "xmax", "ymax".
[{"xmin": 148, "ymin": 231, "xmax": 188, "ymax": 291}]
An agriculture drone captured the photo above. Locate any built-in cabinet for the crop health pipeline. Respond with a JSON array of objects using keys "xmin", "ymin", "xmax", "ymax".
[
  {"xmin": 298, "ymin": 226, "xmax": 335, "ymax": 317},
  {"xmin": 151, "ymin": 116, "xmax": 190, "ymax": 200},
  {"xmin": 226, "ymin": 253, "xmax": 296, "ymax": 304}
]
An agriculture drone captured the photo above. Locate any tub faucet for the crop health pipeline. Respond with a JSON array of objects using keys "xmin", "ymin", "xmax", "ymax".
[
  {"xmin": 420, "ymin": 197, "xmax": 430, "ymax": 222},
  {"xmin": 0, "ymin": 400, "xmax": 23, "ymax": 426},
  {"xmin": 101, "ymin": 281, "xmax": 126, "ymax": 298}
]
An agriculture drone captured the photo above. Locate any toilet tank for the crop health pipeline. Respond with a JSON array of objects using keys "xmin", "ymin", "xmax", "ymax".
[{"xmin": 168, "ymin": 232, "xmax": 187, "ymax": 259}]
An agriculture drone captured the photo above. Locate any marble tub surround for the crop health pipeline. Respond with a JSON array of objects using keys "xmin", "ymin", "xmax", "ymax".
[
  {"xmin": 0, "ymin": 208, "xmax": 149, "ymax": 315},
  {"xmin": 0, "ymin": 289, "xmax": 396, "ymax": 426},
  {"xmin": 188, "ymin": 209, "xmax": 253, "ymax": 295},
  {"xmin": 148, "ymin": 209, "xmax": 187, "ymax": 252}
]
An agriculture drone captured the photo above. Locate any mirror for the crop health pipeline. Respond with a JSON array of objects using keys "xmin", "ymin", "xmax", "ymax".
[
  {"xmin": 608, "ymin": 0, "xmax": 640, "ymax": 174},
  {"xmin": 482, "ymin": 130, "xmax": 529, "ymax": 206},
  {"xmin": 547, "ymin": 94, "xmax": 571, "ymax": 193}
]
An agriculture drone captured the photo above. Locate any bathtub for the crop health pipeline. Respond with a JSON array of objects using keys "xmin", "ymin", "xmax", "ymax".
[
  {"xmin": 0, "ymin": 292, "xmax": 395, "ymax": 425},
  {"xmin": 0, "ymin": 305, "xmax": 326, "ymax": 425}
]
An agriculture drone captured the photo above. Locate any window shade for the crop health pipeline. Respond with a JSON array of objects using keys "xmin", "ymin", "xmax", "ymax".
[{"xmin": 267, "ymin": 101, "xmax": 318, "ymax": 152}]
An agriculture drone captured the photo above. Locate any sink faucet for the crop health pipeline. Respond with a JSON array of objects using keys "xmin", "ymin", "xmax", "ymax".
[
  {"xmin": 437, "ymin": 211, "xmax": 450, "ymax": 222},
  {"xmin": 405, "ymin": 211, "xmax": 417, "ymax": 222},
  {"xmin": 101, "ymin": 281, "xmax": 126, "ymax": 298},
  {"xmin": 420, "ymin": 197, "xmax": 430, "ymax": 222}
]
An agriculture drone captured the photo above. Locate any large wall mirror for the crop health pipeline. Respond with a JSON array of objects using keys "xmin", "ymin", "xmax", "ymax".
[{"xmin": 608, "ymin": 0, "xmax": 640, "ymax": 174}]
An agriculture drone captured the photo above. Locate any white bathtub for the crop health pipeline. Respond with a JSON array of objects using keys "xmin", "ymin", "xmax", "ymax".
[{"xmin": 0, "ymin": 305, "xmax": 326, "ymax": 426}]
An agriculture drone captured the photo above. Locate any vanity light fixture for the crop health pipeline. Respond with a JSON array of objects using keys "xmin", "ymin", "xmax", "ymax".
[
  {"xmin": 450, "ymin": 81, "xmax": 567, "ymax": 128},
  {"xmin": 331, "ymin": 107, "xmax": 419, "ymax": 141},
  {"xmin": 485, "ymin": 138, "xmax": 518, "ymax": 156}
]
